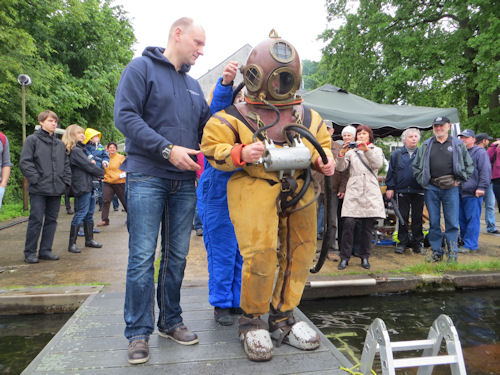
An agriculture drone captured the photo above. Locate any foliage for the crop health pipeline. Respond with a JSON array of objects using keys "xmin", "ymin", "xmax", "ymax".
[
  {"xmin": 311, "ymin": 0, "xmax": 499, "ymax": 136},
  {"xmin": 399, "ymin": 260, "xmax": 500, "ymax": 275},
  {"xmin": 0, "ymin": 0, "xmax": 135, "ymax": 205},
  {"xmin": 0, "ymin": 201, "xmax": 29, "ymax": 221}
]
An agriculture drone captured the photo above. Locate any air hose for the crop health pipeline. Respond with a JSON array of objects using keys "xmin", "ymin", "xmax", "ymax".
[{"xmin": 282, "ymin": 124, "xmax": 334, "ymax": 273}]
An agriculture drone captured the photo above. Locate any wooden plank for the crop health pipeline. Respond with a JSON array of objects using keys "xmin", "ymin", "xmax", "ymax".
[{"xmin": 23, "ymin": 287, "xmax": 352, "ymax": 375}]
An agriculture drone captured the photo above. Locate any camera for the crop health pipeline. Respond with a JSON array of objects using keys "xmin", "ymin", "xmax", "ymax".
[{"xmin": 348, "ymin": 142, "xmax": 358, "ymax": 149}]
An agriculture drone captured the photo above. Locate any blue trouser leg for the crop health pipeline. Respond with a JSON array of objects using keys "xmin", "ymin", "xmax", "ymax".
[
  {"xmin": 72, "ymin": 193, "xmax": 92, "ymax": 227},
  {"xmin": 459, "ymin": 196, "xmax": 483, "ymax": 250},
  {"xmin": 484, "ymin": 183, "xmax": 497, "ymax": 232},
  {"xmin": 425, "ymin": 185, "xmax": 459, "ymax": 256}
]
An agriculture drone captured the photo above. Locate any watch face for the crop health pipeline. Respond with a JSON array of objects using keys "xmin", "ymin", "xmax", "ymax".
[{"xmin": 162, "ymin": 148, "xmax": 171, "ymax": 159}]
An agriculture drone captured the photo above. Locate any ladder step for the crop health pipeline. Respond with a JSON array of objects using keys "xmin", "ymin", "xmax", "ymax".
[
  {"xmin": 391, "ymin": 339, "xmax": 435, "ymax": 351},
  {"xmin": 393, "ymin": 355, "xmax": 458, "ymax": 368}
]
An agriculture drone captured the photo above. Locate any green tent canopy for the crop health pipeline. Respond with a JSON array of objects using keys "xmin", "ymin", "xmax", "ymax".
[{"xmin": 301, "ymin": 84, "xmax": 460, "ymax": 138}]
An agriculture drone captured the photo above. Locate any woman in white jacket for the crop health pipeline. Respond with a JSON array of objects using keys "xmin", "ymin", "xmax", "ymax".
[{"xmin": 335, "ymin": 125, "xmax": 386, "ymax": 270}]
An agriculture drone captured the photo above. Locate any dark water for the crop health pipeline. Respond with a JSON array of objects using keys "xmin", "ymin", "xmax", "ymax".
[
  {"xmin": 0, "ymin": 313, "xmax": 72, "ymax": 375},
  {"xmin": 301, "ymin": 289, "xmax": 500, "ymax": 375}
]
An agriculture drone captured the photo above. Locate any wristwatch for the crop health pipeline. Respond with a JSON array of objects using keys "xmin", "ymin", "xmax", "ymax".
[{"xmin": 162, "ymin": 144, "xmax": 174, "ymax": 160}]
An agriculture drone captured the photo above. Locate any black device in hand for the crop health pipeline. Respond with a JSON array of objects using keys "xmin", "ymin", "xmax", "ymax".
[{"xmin": 348, "ymin": 142, "xmax": 358, "ymax": 149}]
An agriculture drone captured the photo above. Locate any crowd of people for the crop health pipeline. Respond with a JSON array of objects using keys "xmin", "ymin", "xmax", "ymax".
[{"xmin": 1, "ymin": 16, "xmax": 498, "ymax": 367}]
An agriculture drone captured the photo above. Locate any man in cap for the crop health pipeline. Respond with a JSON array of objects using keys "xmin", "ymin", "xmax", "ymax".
[
  {"xmin": 413, "ymin": 117, "xmax": 473, "ymax": 263},
  {"xmin": 457, "ymin": 130, "xmax": 491, "ymax": 252},
  {"xmin": 475, "ymin": 133, "xmax": 499, "ymax": 234}
]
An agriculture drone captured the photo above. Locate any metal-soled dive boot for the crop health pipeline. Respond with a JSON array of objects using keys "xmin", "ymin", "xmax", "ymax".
[
  {"xmin": 268, "ymin": 307, "xmax": 320, "ymax": 350},
  {"xmin": 68, "ymin": 225, "xmax": 81, "ymax": 253},
  {"xmin": 83, "ymin": 222, "xmax": 102, "ymax": 248},
  {"xmin": 238, "ymin": 314, "xmax": 273, "ymax": 362}
]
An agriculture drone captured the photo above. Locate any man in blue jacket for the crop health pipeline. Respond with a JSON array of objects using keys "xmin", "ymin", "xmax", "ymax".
[
  {"xmin": 386, "ymin": 128, "xmax": 425, "ymax": 255},
  {"xmin": 114, "ymin": 17, "xmax": 211, "ymax": 365},
  {"xmin": 413, "ymin": 117, "xmax": 473, "ymax": 263},
  {"xmin": 457, "ymin": 129, "xmax": 491, "ymax": 252}
]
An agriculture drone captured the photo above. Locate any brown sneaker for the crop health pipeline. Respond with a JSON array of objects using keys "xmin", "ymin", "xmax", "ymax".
[
  {"xmin": 127, "ymin": 339, "xmax": 149, "ymax": 365},
  {"xmin": 97, "ymin": 221, "xmax": 109, "ymax": 227},
  {"xmin": 158, "ymin": 325, "xmax": 199, "ymax": 345}
]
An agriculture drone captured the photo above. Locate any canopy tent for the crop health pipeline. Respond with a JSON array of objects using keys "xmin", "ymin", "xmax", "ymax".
[{"xmin": 301, "ymin": 84, "xmax": 460, "ymax": 138}]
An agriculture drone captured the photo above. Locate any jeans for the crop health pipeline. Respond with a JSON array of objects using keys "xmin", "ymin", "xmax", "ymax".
[
  {"xmin": 112, "ymin": 194, "xmax": 119, "ymax": 210},
  {"xmin": 124, "ymin": 173, "xmax": 196, "ymax": 341},
  {"xmin": 484, "ymin": 183, "xmax": 498, "ymax": 232},
  {"xmin": 0, "ymin": 186, "xmax": 5, "ymax": 210},
  {"xmin": 72, "ymin": 192, "xmax": 94, "ymax": 226},
  {"xmin": 459, "ymin": 196, "xmax": 483, "ymax": 250},
  {"xmin": 24, "ymin": 194, "xmax": 61, "ymax": 257},
  {"xmin": 193, "ymin": 205, "xmax": 202, "ymax": 230},
  {"xmin": 316, "ymin": 193, "xmax": 324, "ymax": 237},
  {"xmin": 424, "ymin": 184, "xmax": 459, "ymax": 257}
]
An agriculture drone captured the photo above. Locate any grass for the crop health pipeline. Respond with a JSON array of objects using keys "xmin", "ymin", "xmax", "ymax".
[
  {"xmin": 396, "ymin": 260, "xmax": 500, "ymax": 275},
  {"xmin": 0, "ymin": 201, "xmax": 30, "ymax": 221}
]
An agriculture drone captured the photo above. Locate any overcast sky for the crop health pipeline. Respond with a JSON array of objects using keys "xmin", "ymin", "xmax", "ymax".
[{"xmin": 111, "ymin": 0, "xmax": 333, "ymax": 78}]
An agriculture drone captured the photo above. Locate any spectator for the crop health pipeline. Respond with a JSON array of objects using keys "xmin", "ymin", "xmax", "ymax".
[
  {"xmin": 201, "ymin": 35, "xmax": 334, "ymax": 361},
  {"xmin": 114, "ymin": 17, "xmax": 211, "ymax": 365},
  {"xmin": 476, "ymin": 133, "xmax": 499, "ymax": 234},
  {"xmin": 413, "ymin": 117, "xmax": 473, "ymax": 263},
  {"xmin": 197, "ymin": 61, "xmax": 243, "ymax": 326},
  {"xmin": 19, "ymin": 110, "xmax": 71, "ymax": 263},
  {"xmin": 336, "ymin": 125, "xmax": 386, "ymax": 270},
  {"xmin": 386, "ymin": 128, "xmax": 425, "ymax": 255},
  {"xmin": 457, "ymin": 129, "xmax": 491, "ymax": 252},
  {"xmin": 487, "ymin": 138, "xmax": 500, "ymax": 214},
  {"xmin": 0, "ymin": 129, "xmax": 12, "ymax": 211},
  {"xmin": 62, "ymin": 125, "xmax": 104, "ymax": 253},
  {"xmin": 97, "ymin": 142, "xmax": 127, "ymax": 226},
  {"xmin": 84, "ymin": 128, "xmax": 109, "ymax": 212}
]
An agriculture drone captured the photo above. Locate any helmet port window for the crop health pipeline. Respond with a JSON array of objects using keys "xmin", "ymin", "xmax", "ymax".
[
  {"xmin": 270, "ymin": 41, "xmax": 295, "ymax": 63},
  {"xmin": 243, "ymin": 64, "xmax": 263, "ymax": 92},
  {"xmin": 268, "ymin": 68, "xmax": 296, "ymax": 99}
]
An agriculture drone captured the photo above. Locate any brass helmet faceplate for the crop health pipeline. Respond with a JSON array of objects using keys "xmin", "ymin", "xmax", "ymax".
[{"xmin": 241, "ymin": 30, "xmax": 302, "ymax": 107}]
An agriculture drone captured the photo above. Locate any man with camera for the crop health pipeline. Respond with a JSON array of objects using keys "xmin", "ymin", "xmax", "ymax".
[{"xmin": 413, "ymin": 117, "xmax": 473, "ymax": 263}]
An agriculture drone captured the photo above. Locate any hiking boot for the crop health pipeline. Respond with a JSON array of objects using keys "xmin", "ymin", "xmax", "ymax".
[
  {"xmin": 394, "ymin": 244, "xmax": 405, "ymax": 254},
  {"xmin": 128, "ymin": 339, "xmax": 149, "ymax": 365},
  {"xmin": 231, "ymin": 307, "xmax": 243, "ymax": 315},
  {"xmin": 239, "ymin": 315, "xmax": 273, "ymax": 362},
  {"xmin": 39, "ymin": 252, "xmax": 59, "ymax": 261},
  {"xmin": 214, "ymin": 307, "xmax": 233, "ymax": 326},
  {"xmin": 412, "ymin": 243, "xmax": 424, "ymax": 254},
  {"xmin": 97, "ymin": 220, "xmax": 109, "ymax": 227},
  {"xmin": 425, "ymin": 252, "xmax": 443, "ymax": 263},
  {"xmin": 24, "ymin": 255, "xmax": 39, "ymax": 264},
  {"xmin": 158, "ymin": 325, "xmax": 198, "ymax": 345},
  {"xmin": 66, "ymin": 208, "xmax": 74, "ymax": 215}
]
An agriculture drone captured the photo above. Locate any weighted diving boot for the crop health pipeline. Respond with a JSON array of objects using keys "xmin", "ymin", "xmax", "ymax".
[
  {"xmin": 83, "ymin": 222, "xmax": 102, "ymax": 248},
  {"xmin": 68, "ymin": 225, "xmax": 81, "ymax": 253},
  {"xmin": 269, "ymin": 306, "xmax": 320, "ymax": 350},
  {"xmin": 238, "ymin": 314, "xmax": 273, "ymax": 362}
]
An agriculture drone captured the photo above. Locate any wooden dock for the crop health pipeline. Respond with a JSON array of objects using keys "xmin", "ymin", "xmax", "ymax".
[{"xmin": 22, "ymin": 286, "xmax": 352, "ymax": 374}]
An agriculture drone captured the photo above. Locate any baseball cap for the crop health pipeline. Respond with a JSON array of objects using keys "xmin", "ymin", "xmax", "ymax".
[
  {"xmin": 458, "ymin": 129, "xmax": 475, "ymax": 138},
  {"xmin": 325, "ymin": 120, "xmax": 334, "ymax": 130},
  {"xmin": 475, "ymin": 132, "xmax": 493, "ymax": 143},
  {"xmin": 432, "ymin": 116, "xmax": 451, "ymax": 126}
]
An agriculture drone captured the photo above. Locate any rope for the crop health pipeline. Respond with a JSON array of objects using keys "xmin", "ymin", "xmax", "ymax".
[{"xmin": 325, "ymin": 332, "xmax": 376, "ymax": 375}]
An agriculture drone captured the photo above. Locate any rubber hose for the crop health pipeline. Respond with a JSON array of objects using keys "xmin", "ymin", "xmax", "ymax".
[{"xmin": 282, "ymin": 124, "xmax": 334, "ymax": 273}]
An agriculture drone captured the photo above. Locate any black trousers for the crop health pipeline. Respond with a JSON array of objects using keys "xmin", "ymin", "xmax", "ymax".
[
  {"xmin": 397, "ymin": 193, "xmax": 424, "ymax": 247},
  {"xmin": 340, "ymin": 217, "xmax": 375, "ymax": 260},
  {"xmin": 24, "ymin": 194, "xmax": 61, "ymax": 257},
  {"xmin": 493, "ymin": 179, "xmax": 500, "ymax": 213}
]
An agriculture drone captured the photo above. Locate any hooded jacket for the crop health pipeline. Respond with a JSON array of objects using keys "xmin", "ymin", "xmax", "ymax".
[
  {"xmin": 84, "ymin": 128, "xmax": 109, "ymax": 169},
  {"xmin": 114, "ymin": 47, "xmax": 211, "ymax": 180},
  {"xmin": 19, "ymin": 129, "xmax": 71, "ymax": 196},
  {"xmin": 487, "ymin": 144, "xmax": 500, "ymax": 180},
  {"xmin": 460, "ymin": 145, "xmax": 491, "ymax": 197}
]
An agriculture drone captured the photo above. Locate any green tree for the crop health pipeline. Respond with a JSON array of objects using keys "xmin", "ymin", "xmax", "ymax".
[
  {"xmin": 0, "ymin": 0, "xmax": 135, "ymax": 203},
  {"xmin": 314, "ymin": 0, "xmax": 499, "ymax": 136}
]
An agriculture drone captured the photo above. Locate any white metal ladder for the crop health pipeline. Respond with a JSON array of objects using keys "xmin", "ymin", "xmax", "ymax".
[{"xmin": 359, "ymin": 314, "xmax": 466, "ymax": 375}]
